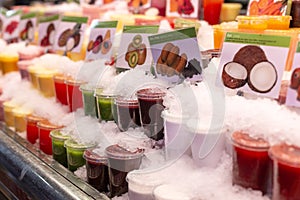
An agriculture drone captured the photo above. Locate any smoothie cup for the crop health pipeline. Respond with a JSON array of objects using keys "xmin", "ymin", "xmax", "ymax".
[
  {"xmin": 3, "ymin": 101, "xmax": 19, "ymax": 127},
  {"xmin": 115, "ymin": 97, "xmax": 141, "ymax": 132},
  {"xmin": 0, "ymin": 53, "xmax": 19, "ymax": 74},
  {"xmin": 136, "ymin": 88, "xmax": 166, "ymax": 141},
  {"xmin": 37, "ymin": 121, "xmax": 63, "ymax": 155},
  {"xmin": 153, "ymin": 184, "xmax": 193, "ymax": 200},
  {"xmin": 26, "ymin": 114, "xmax": 45, "ymax": 144},
  {"xmin": 231, "ymin": 131, "xmax": 271, "ymax": 194},
  {"xmin": 28, "ymin": 65, "xmax": 45, "ymax": 89},
  {"xmin": 269, "ymin": 143, "xmax": 300, "ymax": 200},
  {"xmin": 36, "ymin": 69, "xmax": 57, "ymax": 97},
  {"xmin": 105, "ymin": 144, "xmax": 144, "ymax": 198},
  {"xmin": 12, "ymin": 107, "xmax": 32, "ymax": 132},
  {"xmin": 96, "ymin": 93, "xmax": 116, "ymax": 121},
  {"xmin": 18, "ymin": 45, "xmax": 44, "ymax": 60},
  {"xmin": 220, "ymin": 3, "xmax": 242, "ymax": 23},
  {"xmin": 203, "ymin": 0, "xmax": 224, "ymax": 25},
  {"xmin": 53, "ymin": 74, "xmax": 68, "ymax": 105},
  {"xmin": 65, "ymin": 78, "xmax": 86, "ymax": 112},
  {"xmin": 79, "ymin": 84, "xmax": 101, "ymax": 117},
  {"xmin": 50, "ymin": 129, "xmax": 70, "ymax": 168},
  {"xmin": 162, "ymin": 111, "xmax": 192, "ymax": 161},
  {"xmin": 17, "ymin": 60, "xmax": 33, "ymax": 80},
  {"xmin": 127, "ymin": 171, "xmax": 164, "ymax": 200},
  {"xmin": 64, "ymin": 139, "xmax": 96, "ymax": 172},
  {"xmin": 83, "ymin": 149, "xmax": 109, "ymax": 192}
]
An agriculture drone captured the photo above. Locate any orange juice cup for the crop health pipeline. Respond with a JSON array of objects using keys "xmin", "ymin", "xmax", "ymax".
[
  {"xmin": 213, "ymin": 24, "xmax": 238, "ymax": 49},
  {"xmin": 3, "ymin": 101, "xmax": 19, "ymax": 127},
  {"xmin": 12, "ymin": 108, "xmax": 32, "ymax": 132},
  {"xmin": 237, "ymin": 16, "xmax": 268, "ymax": 31},
  {"xmin": 0, "ymin": 53, "xmax": 19, "ymax": 74},
  {"xmin": 36, "ymin": 69, "xmax": 57, "ymax": 97},
  {"xmin": 28, "ymin": 65, "xmax": 45, "ymax": 89}
]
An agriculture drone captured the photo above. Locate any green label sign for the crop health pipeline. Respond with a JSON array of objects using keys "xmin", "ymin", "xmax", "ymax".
[
  {"xmin": 21, "ymin": 12, "xmax": 36, "ymax": 20},
  {"xmin": 62, "ymin": 16, "xmax": 88, "ymax": 24},
  {"xmin": 91, "ymin": 21, "xmax": 118, "ymax": 28},
  {"xmin": 123, "ymin": 25, "xmax": 159, "ymax": 34},
  {"xmin": 39, "ymin": 14, "xmax": 60, "ymax": 23}
]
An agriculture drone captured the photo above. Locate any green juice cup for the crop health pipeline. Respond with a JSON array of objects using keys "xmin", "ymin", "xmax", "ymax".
[
  {"xmin": 80, "ymin": 84, "xmax": 102, "ymax": 117},
  {"xmin": 50, "ymin": 130, "xmax": 71, "ymax": 168},
  {"xmin": 64, "ymin": 139, "xmax": 97, "ymax": 172},
  {"xmin": 95, "ymin": 93, "xmax": 116, "ymax": 121}
]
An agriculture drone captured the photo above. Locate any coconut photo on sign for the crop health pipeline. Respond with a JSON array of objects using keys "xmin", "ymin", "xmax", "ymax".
[
  {"xmin": 148, "ymin": 27, "xmax": 203, "ymax": 84},
  {"xmin": 86, "ymin": 20, "xmax": 117, "ymax": 61},
  {"xmin": 286, "ymin": 41, "xmax": 300, "ymax": 107},
  {"xmin": 217, "ymin": 32, "xmax": 290, "ymax": 98},
  {"xmin": 19, "ymin": 12, "xmax": 37, "ymax": 43},
  {"xmin": 54, "ymin": 16, "xmax": 88, "ymax": 53},
  {"xmin": 38, "ymin": 14, "xmax": 60, "ymax": 49},
  {"xmin": 115, "ymin": 25, "xmax": 159, "ymax": 70}
]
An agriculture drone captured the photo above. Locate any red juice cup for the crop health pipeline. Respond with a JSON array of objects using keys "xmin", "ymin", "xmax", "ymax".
[
  {"xmin": 37, "ymin": 120, "xmax": 63, "ymax": 155},
  {"xmin": 269, "ymin": 143, "xmax": 300, "ymax": 200},
  {"xmin": 53, "ymin": 74, "xmax": 68, "ymax": 106},
  {"xmin": 26, "ymin": 114, "xmax": 45, "ymax": 144},
  {"xmin": 115, "ymin": 97, "xmax": 141, "ymax": 132},
  {"xmin": 105, "ymin": 144, "xmax": 144, "ymax": 198},
  {"xmin": 65, "ymin": 78, "xmax": 86, "ymax": 112},
  {"xmin": 231, "ymin": 131, "xmax": 271, "ymax": 194},
  {"xmin": 84, "ymin": 149, "xmax": 109, "ymax": 192},
  {"xmin": 203, "ymin": 0, "xmax": 224, "ymax": 25},
  {"xmin": 136, "ymin": 88, "xmax": 165, "ymax": 141}
]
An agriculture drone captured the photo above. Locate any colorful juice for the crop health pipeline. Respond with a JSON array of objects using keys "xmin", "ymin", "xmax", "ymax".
[
  {"xmin": 53, "ymin": 74, "xmax": 68, "ymax": 106},
  {"xmin": 66, "ymin": 79, "xmax": 85, "ymax": 112},
  {"xmin": 26, "ymin": 115, "xmax": 44, "ymax": 144}
]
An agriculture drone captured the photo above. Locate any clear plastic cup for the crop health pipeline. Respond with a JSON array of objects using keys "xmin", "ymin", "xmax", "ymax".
[
  {"xmin": 162, "ymin": 111, "xmax": 192, "ymax": 160},
  {"xmin": 269, "ymin": 143, "xmax": 300, "ymax": 200},
  {"xmin": 37, "ymin": 121, "xmax": 63, "ymax": 155},
  {"xmin": 28, "ymin": 65, "xmax": 45, "ymax": 89},
  {"xmin": 136, "ymin": 88, "xmax": 166, "ymax": 141},
  {"xmin": 26, "ymin": 114, "xmax": 45, "ymax": 144},
  {"xmin": 231, "ymin": 131, "xmax": 271, "ymax": 195},
  {"xmin": 18, "ymin": 45, "xmax": 44, "ymax": 60},
  {"xmin": 65, "ymin": 78, "xmax": 86, "ymax": 112},
  {"xmin": 153, "ymin": 184, "xmax": 193, "ymax": 200},
  {"xmin": 220, "ymin": 3, "xmax": 242, "ymax": 23},
  {"xmin": 115, "ymin": 97, "xmax": 140, "ymax": 132},
  {"xmin": 83, "ymin": 148, "xmax": 109, "ymax": 192},
  {"xmin": 95, "ymin": 93, "xmax": 116, "ymax": 121},
  {"xmin": 12, "ymin": 107, "xmax": 32, "ymax": 132},
  {"xmin": 64, "ymin": 139, "xmax": 96, "ymax": 172},
  {"xmin": 36, "ymin": 69, "xmax": 57, "ymax": 97},
  {"xmin": 79, "ymin": 84, "xmax": 101, "ymax": 117},
  {"xmin": 50, "ymin": 129, "xmax": 70, "ymax": 168},
  {"xmin": 0, "ymin": 53, "xmax": 19, "ymax": 74},
  {"xmin": 17, "ymin": 60, "xmax": 33, "ymax": 80},
  {"xmin": 105, "ymin": 144, "xmax": 144, "ymax": 198},
  {"xmin": 53, "ymin": 74, "xmax": 68, "ymax": 106},
  {"xmin": 3, "ymin": 101, "xmax": 19, "ymax": 127}
]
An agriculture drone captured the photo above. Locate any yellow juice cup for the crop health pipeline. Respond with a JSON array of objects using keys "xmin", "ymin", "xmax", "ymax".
[
  {"xmin": 220, "ymin": 3, "xmax": 242, "ymax": 23},
  {"xmin": 37, "ymin": 69, "xmax": 57, "ymax": 97},
  {"xmin": 12, "ymin": 107, "xmax": 32, "ymax": 132},
  {"xmin": 0, "ymin": 53, "xmax": 19, "ymax": 74},
  {"xmin": 3, "ymin": 101, "xmax": 19, "ymax": 127},
  {"xmin": 28, "ymin": 65, "xmax": 45, "ymax": 89}
]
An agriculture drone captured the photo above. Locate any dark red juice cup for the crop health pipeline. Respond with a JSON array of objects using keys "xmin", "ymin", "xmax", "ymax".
[
  {"xmin": 269, "ymin": 143, "xmax": 300, "ymax": 200},
  {"xmin": 105, "ymin": 144, "xmax": 144, "ymax": 198},
  {"xmin": 136, "ymin": 88, "xmax": 165, "ymax": 141},
  {"xmin": 66, "ymin": 78, "xmax": 85, "ymax": 112},
  {"xmin": 26, "ymin": 114, "xmax": 45, "ymax": 144},
  {"xmin": 231, "ymin": 131, "xmax": 271, "ymax": 194},
  {"xmin": 37, "ymin": 120, "xmax": 63, "ymax": 155},
  {"xmin": 115, "ymin": 97, "xmax": 141, "ymax": 132},
  {"xmin": 84, "ymin": 149, "xmax": 109, "ymax": 192},
  {"xmin": 53, "ymin": 74, "xmax": 68, "ymax": 106}
]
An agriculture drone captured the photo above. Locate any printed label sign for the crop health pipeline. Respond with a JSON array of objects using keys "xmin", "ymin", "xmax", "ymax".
[
  {"xmin": 217, "ymin": 32, "xmax": 291, "ymax": 99},
  {"xmin": 148, "ymin": 27, "xmax": 202, "ymax": 84},
  {"xmin": 166, "ymin": 0, "xmax": 199, "ymax": 18},
  {"xmin": 247, "ymin": 0, "xmax": 291, "ymax": 15},
  {"xmin": 38, "ymin": 14, "xmax": 60, "ymax": 49},
  {"xmin": 2, "ymin": 10, "xmax": 22, "ymax": 43},
  {"xmin": 19, "ymin": 12, "xmax": 37, "ymax": 42}
]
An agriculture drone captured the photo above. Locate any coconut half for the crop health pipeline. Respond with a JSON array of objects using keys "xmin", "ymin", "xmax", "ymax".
[
  {"xmin": 222, "ymin": 62, "xmax": 247, "ymax": 89},
  {"xmin": 248, "ymin": 61, "xmax": 277, "ymax": 93}
]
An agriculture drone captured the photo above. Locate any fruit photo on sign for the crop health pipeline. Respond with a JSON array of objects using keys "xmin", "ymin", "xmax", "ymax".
[
  {"xmin": 20, "ymin": 20, "xmax": 34, "ymax": 41},
  {"xmin": 125, "ymin": 34, "xmax": 147, "ymax": 68},
  {"xmin": 289, "ymin": 68, "xmax": 300, "ymax": 101},
  {"xmin": 58, "ymin": 23, "xmax": 82, "ymax": 53},
  {"xmin": 249, "ymin": 0, "xmax": 287, "ymax": 15},
  {"xmin": 87, "ymin": 30, "xmax": 112, "ymax": 55},
  {"xmin": 222, "ymin": 45, "xmax": 277, "ymax": 93},
  {"xmin": 170, "ymin": 0, "xmax": 194, "ymax": 15},
  {"xmin": 41, "ymin": 23, "xmax": 55, "ymax": 47},
  {"xmin": 5, "ymin": 20, "xmax": 18, "ymax": 34}
]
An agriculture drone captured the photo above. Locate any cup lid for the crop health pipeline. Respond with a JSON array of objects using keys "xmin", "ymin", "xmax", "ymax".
[
  {"xmin": 26, "ymin": 114, "xmax": 45, "ymax": 123},
  {"xmin": 65, "ymin": 78, "xmax": 86, "ymax": 85},
  {"xmin": 136, "ymin": 88, "xmax": 166, "ymax": 99},
  {"xmin": 269, "ymin": 143, "xmax": 300, "ymax": 167},
  {"xmin": 79, "ymin": 83, "xmax": 102, "ymax": 92},
  {"xmin": 83, "ymin": 148, "xmax": 107, "ymax": 163},
  {"xmin": 37, "ymin": 120, "xmax": 63, "ymax": 130},
  {"xmin": 105, "ymin": 144, "xmax": 144, "ymax": 160},
  {"xmin": 114, "ymin": 97, "xmax": 138, "ymax": 106},
  {"xmin": 231, "ymin": 131, "xmax": 269, "ymax": 150},
  {"xmin": 50, "ymin": 129, "xmax": 70, "ymax": 140},
  {"xmin": 64, "ymin": 139, "xmax": 97, "ymax": 150}
]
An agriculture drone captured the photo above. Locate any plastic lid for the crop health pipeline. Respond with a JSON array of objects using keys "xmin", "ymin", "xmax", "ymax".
[
  {"xmin": 37, "ymin": 120, "xmax": 63, "ymax": 130},
  {"xmin": 26, "ymin": 114, "xmax": 45, "ymax": 123},
  {"xmin": 93, "ymin": 88, "xmax": 104, "ymax": 96},
  {"xmin": 3, "ymin": 101, "xmax": 18, "ymax": 109},
  {"xmin": 36, "ymin": 69, "xmax": 58, "ymax": 77},
  {"xmin": 27, "ymin": 65, "xmax": 44, "ymax": 73},
  {"xmin": 83, "ymin": 148, "xmax": 107, "ymax": 163},
  {"xmin": 12, "ymin": 107, "xmax": 32, "ymax": 116},
  {"xmin": 50, "ymin": 129, "xmax": 70, "ymax": 141},
  {"xmin": 269, "ymin": 143, "xmax": 300, "ymax": 167},
  {"xmin": 0, "ymin": 53, "xmax": 19, "ymax": 61},
  {"xmin": 17, "ymin": 60, "xmax": 34, "ymax": 69},
  {"xmin": 161, "ymin": 110, "xmax": 189, "ymax": 123},
  {"xmin": 231, "ymin": 131, "xmax": 269, "ymax": 150},
  {"xmin": 105, "ymin": 144, "xmax": 144, "ymax": 160},
  {"xmin": 53, "ymin": 74, "xmax": 68, "ymax": 82},
  {"xmin": 153, "ymin": 184, "xmax": 192, "ymax": 200},
  {"xmin": 186, "ymin": 117, "xmax": 225, "ymax": 135},
  {"xmin": 65, "ymin": 78, "xmax": 86, "ymax": 86},
  {"xmin": 79, "ymin": 83, "xmax": 102, "ymax": 92},
  {"xmin": 64, "ymin": 139, "xmax": 97, "ymax": 150},
  {"xmin": 114, "ymin": 97, "xmax": 138, "ymax": 106},
  {"xmin": 136, "ymin": 88, "xmax": 166, "ymax": 99}
]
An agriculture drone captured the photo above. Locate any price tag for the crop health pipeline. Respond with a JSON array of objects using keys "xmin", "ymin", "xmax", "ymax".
[
  {"xmin": 19, "ymin": 12, "xmax": 37, "ymax": 43},
  {"xmin": 217, "ymin": 32, "xmax": 291, "ymax": 99},
  {"xmin": 38, "ymin": 14, "xmax": 60, "ymax": 49},
  {"xmin": 166, "ymin": 0, "xmax": 200, "ymax": 18},
  {"xmin": 2, "ymin": 9, "xmax": 22, "ymax": 43}
]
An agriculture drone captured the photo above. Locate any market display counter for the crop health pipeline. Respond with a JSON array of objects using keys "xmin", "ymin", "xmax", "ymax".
[{"xmin": 0, "ymin": 123, "xmax": 109, "ymax": 200}]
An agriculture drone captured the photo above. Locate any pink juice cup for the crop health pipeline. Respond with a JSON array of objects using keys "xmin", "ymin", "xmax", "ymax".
[
  {"xmin": 65, "ymin": 78, "xmax": 86, "ymax": 112},
  {"xmin": 53, "ymin": 74, "xmax": 68, "ymax": 106}
]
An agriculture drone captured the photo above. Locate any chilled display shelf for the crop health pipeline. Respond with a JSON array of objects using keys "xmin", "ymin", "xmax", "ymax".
[{"xmin": 0, "ymin": 123, "xmax": 109, "ymax": 200}]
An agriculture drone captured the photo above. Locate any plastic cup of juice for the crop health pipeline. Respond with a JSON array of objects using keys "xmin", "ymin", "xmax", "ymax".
[
  {"xmin": 153, "ymin": 184, "xmax": 193, "ymax": 200},
  {"xmin": 115, "ymin": 97, "xmax": 141, "ymax": 132},
  {"xmin": 50, "ymin": 129, "xmax": 70, "ymax": 168},
  {"xmin": 136, "ymin": 88, "xmax": 166, "ymax": 141},
  {"xmin": 236, "ymin": 16, "xmax": 268, "ymax": 31},
  {"xmin": 95, "ymin": 93, "xmax": 116, "ymax": 121},
  {"xmin": 37, "ymin": 120, "xmax": 63, "ymax": 155},
  {"xmin": 18, "ymin": 45, "xmax": 44, "ymax": 60},
  {"xmin": 36, "ymin": 69, "xmax": 57, "ymax": 97},
  {"xmin": 203, "ymin": 0, "xmax": 224, "ymax": 25},
  {"xmin": 231, "ymin": 131, "xmax": 271, "ymax": 194},
  {"xmin": 64, "ymin": 139, "xmax": 96, "ymax": 172},
  {"xmin": 28, "ymin": 65, "xmax": 45, "ymax": 89},
  {"xmin": 264, "ymin": 16, "xmax": 292, "ymax": 30},
  {"xmin": 53, "ymin": 74, "xmax": 68, "ymax": 106},
  {"xmin": 12, "ymin": 107, "xmax": 32, "ymax": 132},
  {"xmin": 220, "ymin": 3, "xmax": 242, "ymax": 23},
  {"xmin": 0, "ymin": 53, "xmax": 19, "ymax": 74},
  {"xmin": 3, "ymin": 101, "xmax": 19, "ymax": 127},
  {"xmin": 79, "ymin": 84, "xmax": 101, "ymax": 117},
  {"xmin": 105, "ymin": 144, "xmax": 144, "ymax": 198},
  {"xmin": 65, "ymin": 78, "xmax": 86, "ymax": 112},
  {"xmin": 269, "ymin": 143, "xmax": 300, "ymax": 200},
  {"xmin": 26, "ymin": 114, "xmax": 45, "ymax": 144},
  {"xmin": 17, "ymin": 60, "xmax": 33, "ymax": 80},
  {"xmin": 83, "ymin": 148, "xmax": 109, "ymax": 192}
]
